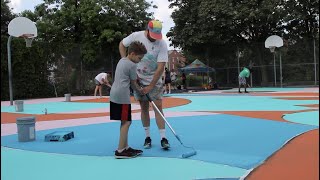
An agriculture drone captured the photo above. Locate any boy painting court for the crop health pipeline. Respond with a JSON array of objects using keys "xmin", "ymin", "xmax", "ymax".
[{"xmin": 110, "ymin": 41, "xmax": 147, "ymax": 159}]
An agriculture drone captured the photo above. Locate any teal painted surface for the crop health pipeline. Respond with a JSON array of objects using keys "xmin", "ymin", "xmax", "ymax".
[
  {"xmin": 283, "ymin": 111, "xmax": 319, "ymax": 126},
  {"xmin": 165, "ymin": 96, "xmax": 317, "ymax": 111},
  {"xmin": 1, "ymin": 147, "xmax": 247, "ymax": 180}
]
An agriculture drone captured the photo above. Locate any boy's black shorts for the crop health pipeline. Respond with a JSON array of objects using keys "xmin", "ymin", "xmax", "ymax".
[{"xmin": 110, "ymin": 101, "xmax": 132, "ymax": 121}]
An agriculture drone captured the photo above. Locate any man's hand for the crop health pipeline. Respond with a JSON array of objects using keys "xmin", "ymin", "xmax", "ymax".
[{"xmin": 142, "ymin": 85, "xmax": 153, "ymax": 94}]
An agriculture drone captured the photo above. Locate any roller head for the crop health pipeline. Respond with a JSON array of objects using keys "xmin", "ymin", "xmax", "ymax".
[{"xmin": 182, "ymin": 151, "xmax": 197, "ymax": 158}]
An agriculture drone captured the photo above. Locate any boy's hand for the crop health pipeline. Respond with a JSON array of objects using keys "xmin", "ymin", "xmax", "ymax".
[{"xmin": 137, "ymin": 87, "xmax": 145, "ymax": 95}]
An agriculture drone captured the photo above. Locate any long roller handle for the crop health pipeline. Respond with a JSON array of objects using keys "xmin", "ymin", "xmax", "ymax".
[
  {"xmin": 146, "ymin": 94, "xmax": 197, "ymax": 158},
  {"xmin": 145, "ymin": 94, "xmax": 183, "ymax": 144}
]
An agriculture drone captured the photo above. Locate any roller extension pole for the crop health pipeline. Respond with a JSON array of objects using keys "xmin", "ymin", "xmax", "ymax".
[{"xmin": 145, "ymin": 94, "xmax": 197, "ymax": 158}]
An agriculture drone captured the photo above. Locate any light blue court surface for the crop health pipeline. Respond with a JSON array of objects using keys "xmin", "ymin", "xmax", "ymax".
[
  {"xmin": 222, "ymin": 87, "xmax": 317, "ymax": 92},
  {"xmin": 2, "ymin": 87, "xmax": 318, "ymax": 180},
  {"xmin": 1, "ymin": 147, "xmax": 247, "ymax": 180},
  {"xmin": 1, "ymin": 102, "xmax": 109, "ymax": 114},
  {"xmin": 283, "ymin": 111, "xmax": 319, "ymax": 126},
  {"xmin": 163, "ymin": 96, "xmax": 317, "ymax": 111},
  {"xmin": 2, "ymin": 114, "xmax": 317, "ymax": 170}
]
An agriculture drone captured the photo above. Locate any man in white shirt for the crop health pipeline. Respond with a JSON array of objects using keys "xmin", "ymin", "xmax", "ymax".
[
  {"xmin": 119, "ymin": 20, "xmax": 170, "ymax": 149},
  {"xmin": 94, "ymin": 72, "xmax": 112, "ymax": 98}
]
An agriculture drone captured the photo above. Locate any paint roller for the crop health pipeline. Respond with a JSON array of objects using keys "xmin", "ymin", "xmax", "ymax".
[{"xmin": 145, "ymin": 93, "xmax": 197, "ymax": 158}]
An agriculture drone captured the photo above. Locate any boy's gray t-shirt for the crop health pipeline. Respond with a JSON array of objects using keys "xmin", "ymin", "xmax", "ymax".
[{"xmin": 110, "ymin": 58, "xmax": 137, "ymax": 104}]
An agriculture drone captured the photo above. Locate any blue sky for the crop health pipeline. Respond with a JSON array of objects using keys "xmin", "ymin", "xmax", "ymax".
[{"xmin": 8, "ymin": 0, "xmax": 176, "ymax": 50}]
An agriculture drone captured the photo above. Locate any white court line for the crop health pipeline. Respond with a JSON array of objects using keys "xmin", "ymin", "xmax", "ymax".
[{"xmin": 1, "ymin": 111, "xmax": 219, "ymax": 136}]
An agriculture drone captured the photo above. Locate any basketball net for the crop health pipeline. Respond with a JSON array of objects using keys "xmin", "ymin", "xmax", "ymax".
[
  {"xmin": 269, "ymin": 46, "xmax": 276, "ymax": 53},
  {"xmin": 19, "ymin": 34, "xmax": 34, "ymax": 47}
]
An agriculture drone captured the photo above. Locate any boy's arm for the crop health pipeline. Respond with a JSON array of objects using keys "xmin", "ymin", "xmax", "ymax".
[{"xmin": 131, "ymin": 80, "xmax": 144, "ymax": 95}]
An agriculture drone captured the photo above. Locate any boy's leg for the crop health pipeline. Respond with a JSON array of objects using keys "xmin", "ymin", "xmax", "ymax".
[{"xmin": 118, "ymin": 121, "xmax": 131, "ymax": 150}]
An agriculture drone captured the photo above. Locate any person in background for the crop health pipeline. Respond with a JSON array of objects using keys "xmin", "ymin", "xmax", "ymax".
[
  {"xmin": 181, "ymin": 72, "xmax": 187, "ymax": 90},
  {"xmin": 238, "ymin": 67, "xmax": 252, "ymax": 93},
  {"xmin": 170, "ymin": 70, "xmax": 177, "ymax": 90},
  {"xmin": 94, "ymin": 72, "xmax": 112, "ymax": 98},
  {"xmin": 164, "ymin": 68, "xmax": 172, "ymax": 94}
]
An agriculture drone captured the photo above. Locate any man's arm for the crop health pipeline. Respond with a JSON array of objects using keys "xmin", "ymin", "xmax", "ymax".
[
  {"xmin": 119, "ymin": 40, "xmax": 127, "ymax": 58},
  {"xmin": 102, "ymin": 78, "xmax": 112, "ymax": 88}
]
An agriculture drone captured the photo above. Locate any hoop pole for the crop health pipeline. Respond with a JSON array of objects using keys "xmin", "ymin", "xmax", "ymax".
[
  {"xmin": 7, "ymin": 36, "xmax": 13, "ymax": 106},
  {"xmin": 314, "ymin": 38, "xmax": 317, "ymax": 85},
  {"xmin": 273, "ymin": 52, "xmax": 277, "ymax": 87},
  {"xmin": 237, "ymin": 48, "xmax": 240, "ymax": 74},
  {"xmin": 280, "ymin": 52, "xmax": 283, "ymax": 88}
]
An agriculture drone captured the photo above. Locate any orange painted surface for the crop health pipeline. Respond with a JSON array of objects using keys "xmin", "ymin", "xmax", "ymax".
[
  {"xmin": 253, "ymin": 92, "xmax": 319, "ymax": 96},
  {"xmin": 0, "ymin": 97, "xmax": 191, "ymax": 124},
  {"xmin": 276, "ymin": 97, "xmax": 319, "ymax": 100},
  {"xmin": 210, "ymin": 111, "xmax": 292, "ymax": 122},
  {"xmin": 298, "ymin": 104, "xmax": 319, "ymax": 108},
  {"xmin": 246, "ymin": 129, "xmax": 319, "ymax": 180}
]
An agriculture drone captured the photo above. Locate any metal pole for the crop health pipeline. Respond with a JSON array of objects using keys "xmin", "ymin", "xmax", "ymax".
[
  {"xmin": 7, "ymin": 36, "xmax": 13, "ymax": 106},
  {"xmin": 314, "ymin": 38, "xmax": 317, "ymax": 85},
  {"xmin": 237, "ymin": 49, "xmax": 240, "ymax": 74},
  {"xmin": 280, "ymin": 52, "xmax": 283, "ymax": 88},
  {"xmin": 273, "ymin": 52, "xmax": 277, "ymax": 87}
]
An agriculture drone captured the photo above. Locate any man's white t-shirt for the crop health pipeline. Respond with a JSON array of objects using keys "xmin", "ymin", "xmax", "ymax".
[
  {"xmin": 122, "ymin": 31, "xmax": 168, "ymax": 87},
  {"xmin": 95, "ymin": 73, "xmax": 108, "ymax": 84}
]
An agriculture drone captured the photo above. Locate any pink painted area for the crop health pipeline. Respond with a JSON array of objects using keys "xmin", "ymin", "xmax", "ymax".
[
  {"xmin": 1, "ymin": 96, "xmax": 104, "ymax": 106},
  {"xmin": 59, "ymin": 104, "xmax": 141, "ymax": 114},
  {"xmin": 1, "ymin": 111, "xmax": 218, "ymax": 136}
]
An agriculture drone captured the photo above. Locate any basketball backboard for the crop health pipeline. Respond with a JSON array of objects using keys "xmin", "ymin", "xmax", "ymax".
[
  {"xmin": 265, "ymin": 35, "xmax": 283, "ymax": 48},
  {"xmin": 8, "ymin": 17, "xmax": 37, "ymax": 38}
]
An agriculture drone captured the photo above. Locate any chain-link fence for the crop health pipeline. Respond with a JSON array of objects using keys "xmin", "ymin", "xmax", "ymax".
[
  {"xmin": 1, "ymin": 37, "xmax": 319, "ymax": 101},
  {"xmin": 215, "ymin": 63, "xmax": 318, "ymax": 87}
]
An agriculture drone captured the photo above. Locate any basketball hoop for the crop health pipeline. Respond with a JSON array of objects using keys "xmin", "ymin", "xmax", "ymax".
[
  {"xmin": 19, "ymin": 34, "xmax": 34, "ymax": 47},
  {"xmin": 269, "ymin": 46, "xmax": 276, "ymax": 53}
]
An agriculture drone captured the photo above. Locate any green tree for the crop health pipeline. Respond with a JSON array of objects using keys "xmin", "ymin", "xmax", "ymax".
[
  {"xmin": 168, "ymin": 0, "xmax": 318, "ymax": 86},
  {"xmin": 32, "ymin": 0, "xmax": 154, "ymax": 93}
]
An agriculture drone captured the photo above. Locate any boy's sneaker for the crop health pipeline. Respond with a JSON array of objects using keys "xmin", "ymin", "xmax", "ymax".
[
  {"xmin": 245, "ymin": 91, "xmax": 249, "ymax": 93},
  {"xmin": 144, "ymin": 137, "xmax": 152, "ymax": 149},
  {"xmin": 161, "ymin": 138, "xmax": 170, "ymax": 149},
  {"xmin": 127, "ymin": 147, "xmax": 143, "ymax": 155},
  {"xmin": 114, "ymin": 149, "xmax": 138, "ymax": 159}
]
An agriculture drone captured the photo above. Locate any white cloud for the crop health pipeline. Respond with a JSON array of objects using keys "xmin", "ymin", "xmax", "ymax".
[{"xmin": 8, "ymin": 0, "xmax": 22, "ymax": 13}]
